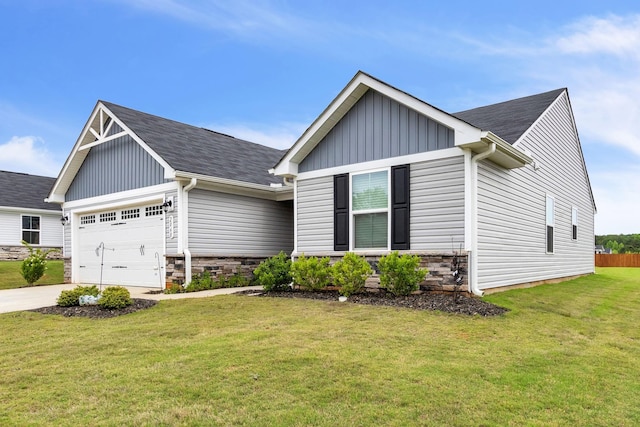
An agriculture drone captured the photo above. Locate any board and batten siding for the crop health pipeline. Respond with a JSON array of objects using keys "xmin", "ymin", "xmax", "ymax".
[
  {"xmin": 410, "ymin": 156, "xmax": 465, "ymax": 252},
  {"xmin": 476, "ymin": 92, "xmax": 594, "ymax": 290},
  {"xmin": 296, "ymin": 176, "xmax": 334, "ymax": 253},
  {"xmin": 164, "ymin": 190, "xmax": 179, "ymax": 255},
  {"xmin": 299, "ymin": 89, "xmax": 455, "ymax": 173},
  {"xmin": 188, "ymin": 189, "xmax": 293, "ymax": 256},
  {"xmin": 66, "ymin": 134, "xmax": 165, "ymax": 201}
]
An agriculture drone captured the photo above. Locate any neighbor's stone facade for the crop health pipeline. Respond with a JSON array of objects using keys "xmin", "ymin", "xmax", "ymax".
[{"xmin": 0, "ymin": 246, "xmax": 63, "ymax": 261}]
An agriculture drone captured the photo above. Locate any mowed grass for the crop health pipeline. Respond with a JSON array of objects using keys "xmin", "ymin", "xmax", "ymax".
[
  {"xmin": 1, "ymin": 268, "xmax": 639, "ymax": 426},
  {"xmin": 0, "ymin": 260, "xmax": 64, "ymax": 290}
]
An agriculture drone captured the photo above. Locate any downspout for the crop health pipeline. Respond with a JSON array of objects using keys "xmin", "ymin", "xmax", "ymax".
[
  {"xmin": 182, "ymin": 178, "xmax": 197, "ymax": 285},
  {"xmin": 470, "ymin": 142, "xmax": 496, "ymax": 297}
]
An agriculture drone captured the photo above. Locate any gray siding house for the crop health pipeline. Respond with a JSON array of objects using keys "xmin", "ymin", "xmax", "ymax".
[
  {"xmin": 272, "ymin": 72, "xmax": 595, "ymax": 294},
  {"xmin": 47, "ymin": 101, "xmax": 293, "ymax": 288},
  {"xmin": 0, "ymin": 170, "xmax": 62, "ymax": 260}
]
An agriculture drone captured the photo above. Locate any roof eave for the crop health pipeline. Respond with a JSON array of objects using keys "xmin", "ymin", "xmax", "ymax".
[{"xmin": 459, "ymin": 132, "xmax": 533, "ymax": 169}]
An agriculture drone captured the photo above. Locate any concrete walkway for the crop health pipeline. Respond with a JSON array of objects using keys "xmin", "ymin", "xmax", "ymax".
[{"xmin": 0, "ymin": 284, "xmax": 262, "ymax": 314}]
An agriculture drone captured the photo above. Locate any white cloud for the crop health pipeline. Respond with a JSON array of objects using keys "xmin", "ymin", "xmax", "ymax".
[
  {"xmin": 592, "ymin": 168, "xmax": 640, "ymax": 234},
  {"xmin": 0, "ymin": 136, "xmax": 61, "ymax": 177},
  {"xmin": 203, "ymin": 121, "xmax": 307, "ymax": 150},
  {"xmin": 555, "ymin": 15, "xmax": 640, "ymax": 57}
]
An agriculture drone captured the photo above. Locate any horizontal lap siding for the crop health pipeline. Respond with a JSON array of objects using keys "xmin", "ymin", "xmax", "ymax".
[
  {"xmin": 410, "ymin": 156, "xmax": 465, "ymax": 251},
  {"xmin": 296, "ymin": 176, "xmax": 334, "ymax": 253},
  {"xmin": 477, "ymin": 93, "xmax": 594, "ymax": 289},
  {"xmin": 189, "ymin": 189, "xmax": 293, "ymax": 256}
]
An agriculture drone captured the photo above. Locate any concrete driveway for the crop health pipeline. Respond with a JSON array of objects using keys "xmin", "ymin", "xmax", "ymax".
[{"xmin": 0, "ymin": 284, "xmax": 262, "ymax": 314}]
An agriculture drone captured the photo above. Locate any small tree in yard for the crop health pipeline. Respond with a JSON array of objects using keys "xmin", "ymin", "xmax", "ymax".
[
  {"xmin": 377, "ymin": 251, "xmax": 428, "ymax": 296},
  {"xmin": 20, "ymin": 240, "xmax": 58, "ymax": 286}
]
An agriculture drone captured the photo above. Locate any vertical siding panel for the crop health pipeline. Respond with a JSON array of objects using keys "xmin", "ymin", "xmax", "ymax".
[
  {"xmin": 66, "ymin": 134, "xmax": 165, "ymax": 201},
  {"xmin": 373, "ymin": 92, "xmax": 383, "ymax": 159},
  {"xmin": 365, "ymin": 91, "xmax": 374, "ymax": 162}
]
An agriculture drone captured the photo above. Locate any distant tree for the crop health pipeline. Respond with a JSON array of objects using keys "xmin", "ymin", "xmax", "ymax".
[{"xmin": 605, "ymin": 240, "xmax": 624, "ymax": 254}]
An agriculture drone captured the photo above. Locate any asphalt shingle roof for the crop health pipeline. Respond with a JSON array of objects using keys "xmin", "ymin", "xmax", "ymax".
[
  {"xmin": 101, "ymin": 101, "xmax": 287, "ymax": 186},
  {"xmin": 453, "ymin": 88, "xmax": 565, "ymax": 144},
  {"xmin": 0, "ymin": 170, "xmax": 59, "ymax": 211}
]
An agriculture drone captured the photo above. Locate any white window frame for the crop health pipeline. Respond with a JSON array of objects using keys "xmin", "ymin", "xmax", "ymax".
[
  {"xmin": 546, "ymin": 195, "xmax": 555, "ymax": 254},
  {"xmin": 349, "ymin": 168, "xmax": 391, "ymax": 251},
  {"xmin": 571, "ymin": 207, "xmax": 578, "ymax": 241},
  {"xmin": 21, "ymin": 214, "xmax": 41, "ymax": 245}
]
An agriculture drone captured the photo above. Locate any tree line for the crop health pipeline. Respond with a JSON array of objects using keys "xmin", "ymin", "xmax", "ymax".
[{"xmin": 595, "ymin": 234, "xmax": 640, "ymax": 254}]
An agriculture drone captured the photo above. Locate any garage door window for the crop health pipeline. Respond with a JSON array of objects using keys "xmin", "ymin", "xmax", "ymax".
[
  {"xmin": 100, "ymin": 212, "xmax": 116, "ymax": 222},
  {"xmin": 21, "ymin": 215, "xmax": 40, "ymax": 244},
  {"xmin": 80, "ymin": 215, "xmax": 95, "ymax": 225},
  {"xmin": 121, "ymin": 208, "xmax": 140, "ymax": 219},
  {"xmin": 145, "ymin": 205, "xmax": 163, "ymax": 216}
]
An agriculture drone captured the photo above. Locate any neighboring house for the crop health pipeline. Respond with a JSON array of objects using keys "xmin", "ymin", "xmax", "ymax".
[
  {"xmin": 0, "ymin": 170, "xmax": 63, "ymax": 260},
  {"xmin": 594, "ymin": 245, "xmax": 611, "ymax": 254},
  {"xmin": 47, "ymin": 101, "xmax": 293, "ymax": 288},
  {"xmin": 272, "ymin": 71, "xmax": 596, "ymax": 294}
]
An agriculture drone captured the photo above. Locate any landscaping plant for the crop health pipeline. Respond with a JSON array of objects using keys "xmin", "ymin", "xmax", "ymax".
[
  {"xmin": 57, "ymin": 285, "xmax": 100, "ymax": 307},
  {"xmin": 19, "ymin": 240, "xmax": 59, "ymax": 285},
  {"xmin": 253, "ymin": 251, "xmax": 292, "ymax": 291},
  {"xmin": 290, "ymin": 254, "xmax": 332, "ymax": 291},
  {"xmin": 377, "ymin": 251, "xmax": 427, "ymax": 296},
  {"xmin": 97, "ymin": 286, "xmax": 132, "ymax": 309},
  {"xmin": 332, "ymin": 252, "xmax": 372, "ymax": 297}
]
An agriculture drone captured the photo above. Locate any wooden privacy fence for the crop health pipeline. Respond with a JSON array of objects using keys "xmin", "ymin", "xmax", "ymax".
[{"xmin": 595, "ymin": 254, "xmax": 640, "ymax": 267}]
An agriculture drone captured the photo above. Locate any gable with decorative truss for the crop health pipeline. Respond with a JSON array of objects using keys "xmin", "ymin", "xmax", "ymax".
[{"xmin": 47, "ymin": 102, "xmax": 174, "ymax": 203}]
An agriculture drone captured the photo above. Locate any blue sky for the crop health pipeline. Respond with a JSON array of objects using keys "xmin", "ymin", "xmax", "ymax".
[{"xmin": 0, "ymin": 0, "xmax": 638, "ymax": 234}]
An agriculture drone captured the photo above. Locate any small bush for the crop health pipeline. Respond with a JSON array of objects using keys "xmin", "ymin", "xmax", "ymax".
[
  {"xmin": 291, "ymin": 254, "xmax": 332, "ymax": 291},
  {"xmin": 185, "ymin": 271, "xmax": 214, "ymax": 292},
  {"xmin": 98, "ymin": 286, "xmax": 132, "ymax": 309},
  {"xmin": 20, "ymin": 241, "xmax": 59, "ymax": 285},
  {"xmin": 332, "ymin": 253, "xmax": 372, "ymax": 297},
  {"xmin": 57, "ymin": 285, "xmax": 100, "ymax": 307},
  {"xmin": 253, "ymin": 251, "xmax": 292, "ymax": 291},
  {"xmin": 226, "ymin": 270, "xmax": 250, "ymax": 288},
  {"xmin": 377, "ymin": 251, "xmax": 428, "ymax": 296},
  {"xmin": 165, "ymin": 282, "xmax": 185, "ymax": 294}
]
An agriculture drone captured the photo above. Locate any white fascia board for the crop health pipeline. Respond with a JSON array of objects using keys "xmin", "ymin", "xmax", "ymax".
[
  {"xmin": 174, "ymin": 171, "xmax": 293, "ymax": 201},
  {"xmin": 296, "ymin": 147, "xmax": 464, "ymax": 181},
  {"xmin": 273, "ymin": 71, "xmax": 483, "ymax": 178},
  {"xmin": 61, "ymin": 182, "xmax": 178, "ymax": 211},
  {"xmin": 0, "ymin": 206, "xmax": 62, "ymax": 215}
]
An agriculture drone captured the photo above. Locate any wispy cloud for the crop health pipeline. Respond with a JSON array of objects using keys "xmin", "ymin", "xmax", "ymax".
[
  {"xmin": 0, "ymin": 136, "xmax": 62, "ymax": 177},
  {"xmin": 555, "ymin": 15, "xmax": 640, "ymax": 57}
]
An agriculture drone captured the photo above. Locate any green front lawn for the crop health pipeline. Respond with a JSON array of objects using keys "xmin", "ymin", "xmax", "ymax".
[
  {"xmin": 0, "ymin": 260, "xmax": 64, "ymax": 290},
  {"xmin": 1, "ymin": 268, "xmax": 639, "ymax": 426}
]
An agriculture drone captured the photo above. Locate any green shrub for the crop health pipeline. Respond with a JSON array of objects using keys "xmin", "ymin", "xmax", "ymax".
[
  {"xmin": 253, "ymin": 251, "xmax": 292, "ymax": 291},
  {"xmin": 377, "ymin": 251, "xmax": 428, "ymax": 296},
  {"xmin": 291, "ymin": 254, "xmax": 332, "ymax": 291},
  {"xmin": 57, "ymin": 285, "xmax": 100, "ymax": 307},
  {"xmin": 226, "ymin": 270, "xmax": 250, "ymax": 288},
  {"xmin": 332, "ymin": 253, "xmax": 372, "ymax": 297},
  {"xmin": 164, "ymin": 282, "xmax": 185, "ymax": 294},
  {"xmin": 19, "ymin": 241, "xmax": 58, "ymax": 285},
  {"xmin": 185, "ymin": 271, "xmax": 213, "ymax": 292},
  {"xmin": 98, "ymin": 286, "xmax": 132, "ymax": 309}
]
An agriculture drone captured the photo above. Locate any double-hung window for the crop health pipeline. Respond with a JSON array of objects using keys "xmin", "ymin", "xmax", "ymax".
[
  {"xmin": 22, "ymin": 215, "xmax": 40, "ymax": 245},
  {"xmin": 351, "ymin": 170, "xmax": 389, "ymax": 249},
  {"xmin": 546, "ymin": 195, "xmax": 554, "ymax": 253}
]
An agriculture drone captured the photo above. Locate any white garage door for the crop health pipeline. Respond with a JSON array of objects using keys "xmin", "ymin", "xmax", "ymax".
[{"xmin": 77, "ymin": 204, "xmax": 165, "ymax": 287}]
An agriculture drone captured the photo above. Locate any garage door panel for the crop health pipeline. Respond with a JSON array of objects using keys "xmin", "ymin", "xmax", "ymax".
[{"xmin": 76, "ymin": 205, "xmax": 164, "ymax": 287}]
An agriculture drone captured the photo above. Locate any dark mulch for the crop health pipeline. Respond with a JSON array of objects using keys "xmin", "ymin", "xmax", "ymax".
[
  {"xmin": 240, "ymin": 289, "xmax": 508, "ymax": 316},
  {"xmin": 29, "ymin": 298, "xmax": 158, "ymax": 319}
]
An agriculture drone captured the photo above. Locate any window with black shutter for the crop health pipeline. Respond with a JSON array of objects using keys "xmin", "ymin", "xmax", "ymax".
[
  {"xmin": 391, "ymin": 165, "xmax": 410, "ymax": 250},
  {"xmin": 334, "ymin": 174, "xmax": 349, "ymax": 251}
]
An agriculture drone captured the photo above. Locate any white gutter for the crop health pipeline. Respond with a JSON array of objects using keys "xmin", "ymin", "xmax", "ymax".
[
  {"xmin": 181, "ymin": 178, "xmax": 197, "ymax": 285},
  {"xmin": 469, "ymin": 141, "xmax": 496, "ymax": 297}
]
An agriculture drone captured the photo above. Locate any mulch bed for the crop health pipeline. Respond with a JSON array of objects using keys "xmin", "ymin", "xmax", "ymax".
[
  {"xmin": 29, "ymin": 298, "xmax": 157, "ymax": 319},
  {"xmin": 28, "ymin": 290, "xmax": 508, "ymax": 318},
  {"xmin": 241, "ymin": 289, "xmax": 508, "ymax": 316}
]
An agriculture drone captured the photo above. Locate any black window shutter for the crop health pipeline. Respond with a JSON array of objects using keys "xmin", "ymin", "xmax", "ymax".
[
  {"xmin": 391, "ymin": 165, "xmax": 410, "ymax": 250},
  {"xmin": 334, "ymin": 174, "xmax": 349, "ymax": 251}
]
